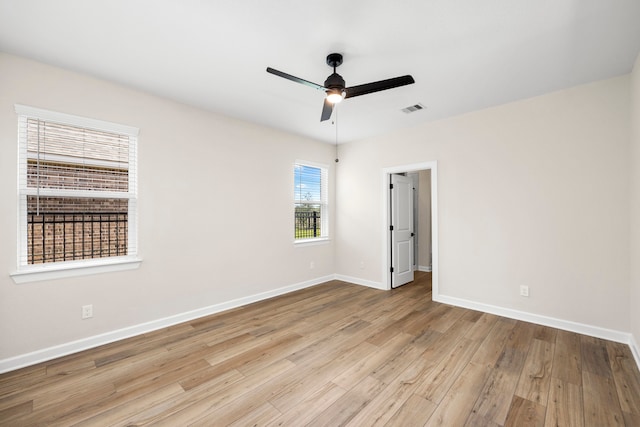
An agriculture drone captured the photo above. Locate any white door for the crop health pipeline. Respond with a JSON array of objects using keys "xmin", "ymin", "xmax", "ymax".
[{"xmin": 391, "ymin": 174, "xmax": 414, "ymax": 288}]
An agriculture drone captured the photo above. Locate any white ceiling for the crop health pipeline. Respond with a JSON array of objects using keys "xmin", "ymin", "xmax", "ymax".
[{"xmin": 1, "ymin": 0, "xmax": 639, "ymax": 143}]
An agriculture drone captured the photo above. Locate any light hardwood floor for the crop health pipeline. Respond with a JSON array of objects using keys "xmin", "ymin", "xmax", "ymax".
[{"xmin": 1, "ymin": 272, "xmax": 639, "ymax": 426}]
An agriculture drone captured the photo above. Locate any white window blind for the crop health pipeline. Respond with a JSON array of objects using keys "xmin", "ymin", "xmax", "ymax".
[
  {"xmin": 16, "ymin": 105, "xmax": 138, "ymax": 268},
  {"xmin": 294, "ymin": 162, "xmax": 328, "ymax": 240}
]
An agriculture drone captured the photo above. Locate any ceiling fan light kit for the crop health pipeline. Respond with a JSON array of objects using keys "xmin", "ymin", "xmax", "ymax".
[
  {"xmin": 326, "ymin": 89, "xmax": 345, "ymax": 104},
  {"xmin": 267, "ymin": 53, "xmax": 415, "ymax": 121}
]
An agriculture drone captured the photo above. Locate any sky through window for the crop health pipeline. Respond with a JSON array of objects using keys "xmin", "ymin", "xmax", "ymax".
[{"xmin": 294, "ymin": 164, "xmax": 321, "ymax": 203}]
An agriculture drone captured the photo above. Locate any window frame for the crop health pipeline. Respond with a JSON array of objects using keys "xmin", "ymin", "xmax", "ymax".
[
  {"xmin": 293, "ymin": 160, "xmax": 329, "ymax": 245},
  {"xmin": 11, "ymin": 105, "xmax": 141, "ymax": 284}
]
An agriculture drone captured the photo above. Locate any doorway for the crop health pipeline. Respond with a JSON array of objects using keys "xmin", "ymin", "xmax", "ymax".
[{"xmin": 382, "ymin": 161, "xmax": 438, "ymax": 297}]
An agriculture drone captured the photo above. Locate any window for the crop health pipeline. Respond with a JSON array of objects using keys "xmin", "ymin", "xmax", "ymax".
[
  {"xmin": 294, "ymin": 161, "xmax": 328, "ymax": 241},
  {"xmin": 13, "ymin": 105, "xmax": 139, "ymax": 282}
]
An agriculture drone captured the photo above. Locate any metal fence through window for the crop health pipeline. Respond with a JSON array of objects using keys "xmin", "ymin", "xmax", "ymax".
[
  {"xmin": 27, "ymin": 212, "xmax": 128, "ymax": 264},
  {"xmin": 295, "ymin": 210, "xmax": 321, "ymax": 239}
]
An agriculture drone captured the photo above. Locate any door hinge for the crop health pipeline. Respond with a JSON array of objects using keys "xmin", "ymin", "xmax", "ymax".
[
  {"xmin": 390, "ymin": 183, "xmax": 394, "ymax": 190},
  {"xmin": 411, "ymin": 232, "xmax": 415, "ymax": 237},
  {"xmin": 390, "ymin": 225, "xmax": 394, "ymax": 231},
  {"xmin": 390, "ymin": 267, "xmax": 394, "ymax": 273}
]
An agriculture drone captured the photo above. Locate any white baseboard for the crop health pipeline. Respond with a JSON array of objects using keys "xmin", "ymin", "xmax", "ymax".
[
  {"xmin": 334, "ymin": 274, "xmax": 385, "ymax": 290},
  {"xmin": 417, "ymin": 265, "xmax": 432, "ymax": 272},
  {"xmin": 631, "ymin": 334, "xmax": 640, "ymax": 371},
  {"xmin": 435, "ymin": 294, "xmax": 632, "ymax": 345},
  {"xmin": 0, "ymin": 275, "xmax": 334, "ymax": 374},
  {"xmin": 4, "ymin": 276, "xmax": 638, "ymax": 374}
]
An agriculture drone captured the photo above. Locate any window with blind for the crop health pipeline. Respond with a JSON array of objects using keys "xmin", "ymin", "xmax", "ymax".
[
  {"xmin": 294, "ymin": 162, "xmax": 328, "ymax": 241},
  {"xmin": 15, "ymin": 105, "xmax": 138, "ymax": 275}
]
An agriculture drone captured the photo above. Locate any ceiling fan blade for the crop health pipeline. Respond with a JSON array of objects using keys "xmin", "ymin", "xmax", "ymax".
[
  {"xmin": 266, "ymin": 67, "xmax": 326, "ymax": 91},
  {"xmin": 320, "ymin": 98, "xmax": 334, "ymax": 121},
  {"xmin": 344, "ymin": 75, "xmax": 415, "ymax": 99}
]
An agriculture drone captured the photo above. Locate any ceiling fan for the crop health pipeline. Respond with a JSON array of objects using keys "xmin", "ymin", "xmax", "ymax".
[{"xmin": 266, "ymin": 53, "xmax": 415, "ymax": 122}]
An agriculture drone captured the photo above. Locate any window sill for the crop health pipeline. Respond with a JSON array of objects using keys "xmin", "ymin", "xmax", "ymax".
[
  {"xmin": 293, "ymin": 237, "xmax": 330, "ymax": 247},
  {"xmin": 11, "ymin": 257, "xmax": 142, "ymax": 284}
]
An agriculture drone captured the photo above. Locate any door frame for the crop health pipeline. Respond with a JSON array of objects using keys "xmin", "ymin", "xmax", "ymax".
[{"xmin": 381, "ymin": 161, "xmax": 438, "ymax": 298}]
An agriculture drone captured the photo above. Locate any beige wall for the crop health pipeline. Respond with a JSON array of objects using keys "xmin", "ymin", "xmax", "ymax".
[
  {"xmin": 336, "ymin": 76, "xmax": 631, "ymax": 332},
  {"xmin": 0, "ymin": 53, "xmax": 335, "ymax": 362},
  {"xmin": 418, "ymin": 170, "xmax": 431, "ymax": 269},
  {"xmin": 631, "ymin": 53, "xmax": 640, "ymax": 351}
]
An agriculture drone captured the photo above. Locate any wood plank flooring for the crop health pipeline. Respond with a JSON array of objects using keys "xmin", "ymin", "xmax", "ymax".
[{"xmin": 1, "ymin": 272, "xmax": 639, "ymax": 426}]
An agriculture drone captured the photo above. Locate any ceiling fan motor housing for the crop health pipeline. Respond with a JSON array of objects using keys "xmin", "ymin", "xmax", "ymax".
[{"xmin": 324, "ymin": 73, "xmax": 345, "ymax": 91}]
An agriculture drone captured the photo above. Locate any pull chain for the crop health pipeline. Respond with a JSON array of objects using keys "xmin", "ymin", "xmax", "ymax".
[{"xmin": 334, "ymin": 106, "xmax": 339, "ymax": 163}]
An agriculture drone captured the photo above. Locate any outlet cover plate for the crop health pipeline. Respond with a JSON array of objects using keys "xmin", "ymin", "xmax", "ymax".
[{"xmin": 82, "ymin": 304, "xmax": 93, "ymax": 319}]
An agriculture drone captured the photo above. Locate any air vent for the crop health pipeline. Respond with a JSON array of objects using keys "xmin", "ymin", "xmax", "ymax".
[{"xmin": 401, "ymin": 103, "xmax": 426, "ymax": 114}]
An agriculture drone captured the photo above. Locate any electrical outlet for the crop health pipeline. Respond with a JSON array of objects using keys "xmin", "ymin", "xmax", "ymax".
[
  {"xmin": 519, "ymin": 285, "xmax": 529, "ymax": 297},
  {"xmin": 81, "ymin": 304, "xmax": 93, "ymax": 319},
  {"xmin": 309, "ymin": 261, "xmax": 315, "ymax": 270}
]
